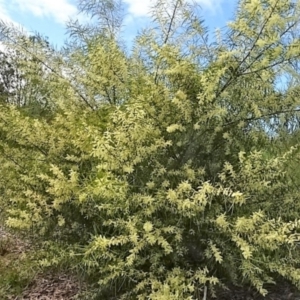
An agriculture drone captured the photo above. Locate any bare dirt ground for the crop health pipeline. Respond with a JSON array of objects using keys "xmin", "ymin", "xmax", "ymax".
[
  {"xmin": 0, "ymin": 226, "xmax": 85, "ymax": 300},
  {"xmin": 1, "ymin": 226, "xmax": 300, "ymax": 300},
  {"xmin": 15, "ymin": 273, "xmax": 84, "ymax": 300}
]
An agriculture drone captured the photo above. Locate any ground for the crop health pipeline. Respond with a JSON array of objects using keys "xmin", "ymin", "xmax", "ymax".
[
  {"xmin": 0, "ymin": 226, "xmax": 85, "ymax": 300},
  {"xmin": 1, "ymin": 226, "xmax": 300, "ymax": 299}
]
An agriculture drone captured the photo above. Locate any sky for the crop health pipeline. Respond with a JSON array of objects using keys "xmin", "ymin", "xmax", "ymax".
[{"xmin": 0, "ymin": 0, "xmax": 238, "ymax": 49}]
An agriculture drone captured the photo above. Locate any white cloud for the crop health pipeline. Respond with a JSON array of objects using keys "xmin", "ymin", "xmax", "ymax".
[
  {"xmin": 195, "ymin": 0, "xmax": 224, "ymax": 13},
  {"xmin": 0, "ymin": 0, "xmax": 225, "ymax": 28},
  {"xmin": 123, "ymin": 0, "xmax": 224, "ymax": 17},
  {"xmin": 124, "ymin": 0, "xmax": 152, "ymax": 17},
  {"xmin": 15, "ymin": 0, "xmax": 78, "ymax": 24},
  {"xmin": 10, "ymin": 0, "xmax": 78, "ymax": 25},
  {"xmin": 0, "ymin": 0, "xmax": 15, "ymax": 23}
]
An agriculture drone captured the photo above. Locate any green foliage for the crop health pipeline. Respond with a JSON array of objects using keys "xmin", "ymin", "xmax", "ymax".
[{"xmin": 1, "ymin": 0, "xmax": 300, "ymax": 298}]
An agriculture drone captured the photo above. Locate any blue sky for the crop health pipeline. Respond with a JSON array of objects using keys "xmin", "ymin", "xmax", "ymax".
[{"xmin": 0, "ymin": 0, "xmax": 238, "ymax": 48}]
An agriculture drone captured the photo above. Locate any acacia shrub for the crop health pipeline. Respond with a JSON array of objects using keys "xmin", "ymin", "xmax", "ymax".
[{"xmin": 0, "ymin": 0, "xmax": 300, "ymax": 299}]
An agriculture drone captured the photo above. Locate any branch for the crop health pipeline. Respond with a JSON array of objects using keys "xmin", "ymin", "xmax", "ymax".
[
  {"xmin": 214, "ymin": 0, "xmax": 280, "ymax": 99},
  {"xmin": 236, "ymin": 0, "xmax": 279, "ymax": 73},
  {"xmin": 243, "ymin": 21, "xmax": 297, "ymax": 74},
  {"xmin": 163, "ymin": 0, "xmax": 180, "ymax": 45},
  {"xmin": 223, "ymin": 108, "xmax": 300, "ymax": 128},
  {"xmin": 154, "ymin": 0, "xmax": 180, "ymax": 84}
]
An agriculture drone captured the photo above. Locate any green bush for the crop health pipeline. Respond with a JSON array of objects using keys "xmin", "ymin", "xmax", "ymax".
[{"xmin": 1, "ymin": 0, "xmax": 300, "ymax": 298}]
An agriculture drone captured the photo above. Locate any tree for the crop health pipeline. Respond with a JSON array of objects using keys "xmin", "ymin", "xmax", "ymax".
[
  {"xmin": 1, "ymin": 0, "xmax": 300, "ymax": 299},
  {"xmin": 0, "ymin": 25, "xmax": 61, "ymax": 118}
]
